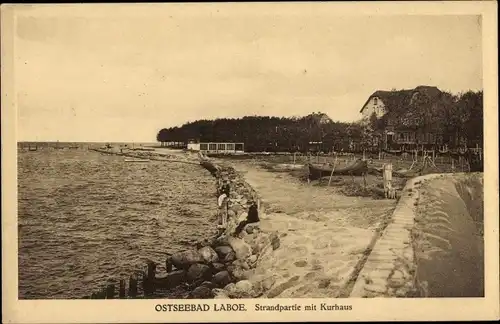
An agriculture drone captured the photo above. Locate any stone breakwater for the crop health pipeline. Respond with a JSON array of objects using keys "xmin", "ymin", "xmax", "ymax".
[{"xmin": 152, "ymin": 159, "xmax": 282, "ymax": 299}]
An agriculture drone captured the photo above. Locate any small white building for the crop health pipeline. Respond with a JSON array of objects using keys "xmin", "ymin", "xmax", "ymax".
[{"xmin": 187, "ymin": 142, "xmax": 244, "ymax": 154}]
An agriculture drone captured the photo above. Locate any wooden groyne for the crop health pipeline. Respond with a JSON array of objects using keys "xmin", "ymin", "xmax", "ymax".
[{"xmin": 89, "ymin": 148, "xmax": 200, "ymax": 165}]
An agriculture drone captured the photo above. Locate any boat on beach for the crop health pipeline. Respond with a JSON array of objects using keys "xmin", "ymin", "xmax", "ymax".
[{"xmin": 308, "ymin": 159, "xmax": 368, "ymax": 180}]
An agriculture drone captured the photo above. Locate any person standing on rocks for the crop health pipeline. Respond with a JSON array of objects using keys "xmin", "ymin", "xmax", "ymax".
[
  {"xmin": 217, "ymin": 191, "xmax": 229, "ymax": 229},
  {"xmin": 220, "ymin": 179, "xmax": 230, "ymax": 197}
]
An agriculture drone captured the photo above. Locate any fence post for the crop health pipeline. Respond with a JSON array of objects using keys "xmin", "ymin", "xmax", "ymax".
[
  {"xmin": 383, "ymin": 163, "xmax": 393, "ymax": 199},
  {"xmin": 119, "ymin": 279, "xmax": 126, "ymax": 298},
  {"xmin": 128, "ymin": 274, "xmax": 138, "ymax": 298},
  {"xmin": 105, "ymin": 283, "xmax": 115, "ymax": 299}
]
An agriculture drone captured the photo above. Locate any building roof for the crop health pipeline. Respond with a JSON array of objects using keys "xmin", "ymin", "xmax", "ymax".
[
  {"xmin": 360, "ymin": 86, "xmax": 442, "ymax": 113},
  {"xmin": 307, "ymin": 112, "xmax": 333, "ymax": 124}
]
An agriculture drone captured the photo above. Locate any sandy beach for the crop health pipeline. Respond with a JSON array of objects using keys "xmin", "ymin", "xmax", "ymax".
[{"xmin": 225, "ymin": 160, "xmax": 397, "ymax": 298}]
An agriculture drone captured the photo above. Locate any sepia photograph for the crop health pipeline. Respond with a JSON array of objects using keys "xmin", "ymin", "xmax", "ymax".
[{"xmin": 2, "ymin": 1, "xmax": 498, "ymax": 323}]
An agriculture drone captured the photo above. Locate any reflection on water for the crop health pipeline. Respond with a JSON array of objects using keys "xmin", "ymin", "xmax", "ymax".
[{"xmin": 18, "ymin": 149, "xmax": 218, "ymax": 299}]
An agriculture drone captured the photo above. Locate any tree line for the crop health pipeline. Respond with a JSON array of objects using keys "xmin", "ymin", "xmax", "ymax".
[{"xmin": 156, "ymin": 90, "xmax": 483, "ymax": 153}]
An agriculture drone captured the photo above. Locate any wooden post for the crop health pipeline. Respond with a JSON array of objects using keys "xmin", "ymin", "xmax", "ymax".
[
  {"xmin": 327, "ymin": 157, "xmax": 338, "ymax": 186},
  {"xmin": 146, "ymin": 261, "xmax": 156, "ymax": 295},
  {"xmin": 106, "ymin": 284, "xmax": 115, "ymax": 299},
  {"xmin": 119, "ymin": 279, "xmax": 126, "ymax": 298},
  {"xmin": 293, "ymin": 152, "xmax": 296, "ymax": 165},
  {"xmin": 166, "ymin": 256, "xmax": 173, "ymax": 273},
  {"xmin": 383, "ymin": 163, "xmax": 393, "ymax": 199},
  {"xmin": 97, "ymin": 288, "xmax": 106, "ymax": 299},
  {"xmin": 128, "ymin": 275, "xmax": 138, "ymax": 298}
]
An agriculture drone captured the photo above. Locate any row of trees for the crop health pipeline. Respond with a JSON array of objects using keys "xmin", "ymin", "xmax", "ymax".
[
  {"xmin": 156, "ymin": 113, "xmax": 365, "ymax": 152},
  {"xmin": 156, "ymin": 90, "xmax": 483, "ymax": 153}
]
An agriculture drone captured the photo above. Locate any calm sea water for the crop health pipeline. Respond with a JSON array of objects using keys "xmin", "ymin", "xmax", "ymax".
[{"xmin": 17, "ymin": 148, "xmax": 218, "ymax": 299}]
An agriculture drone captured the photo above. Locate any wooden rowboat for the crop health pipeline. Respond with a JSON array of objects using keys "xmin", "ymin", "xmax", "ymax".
[
  {"xmin": 382, "ymin": 149, "xmax": 404, "ymax": 156},
  {"xmin": 308, "ymin": 159, "xmax": 368, "ymax": 180}
]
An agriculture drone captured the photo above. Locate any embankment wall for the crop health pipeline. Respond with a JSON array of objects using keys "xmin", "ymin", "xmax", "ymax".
[{"xmin": 350, "ymin": 172, "xmax": 484, "ymax": 298}]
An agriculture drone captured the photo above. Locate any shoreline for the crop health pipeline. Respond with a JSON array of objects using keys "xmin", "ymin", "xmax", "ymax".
[{"xmin": 84, "ymin": 148, "xmax": 270, "ymax": 299}]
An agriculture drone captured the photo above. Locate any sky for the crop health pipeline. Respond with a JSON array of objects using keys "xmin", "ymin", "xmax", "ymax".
[{"xmin": 12, "ymin": 4, "xmax": 483, "ymax": 142}]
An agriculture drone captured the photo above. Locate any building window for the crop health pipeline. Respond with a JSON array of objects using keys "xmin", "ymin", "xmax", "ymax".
[
  {"xmin": 429, "ymin": 133, "xmax": 434, "ymax": 144},
  {"xmin": 200, "ymin": 143, "xmax": 208, "ymax": 151},
  {"xmin": 235, "ymin": 143, "xmax": 244, "ymax": 151},
  {"xmin": 374, "ymin": 97, "xmax": 378, "ymax": 105},
  {"xmin": 208, "ymin": 143, "xmax": 217, "ymax": 151},
  {"xmin": 217, "ymin": 143, "xmax": 226, "ymax": 151},
  {"xmin": 226, "ymin": 143, "xmax": 235, "ymax": 151}
]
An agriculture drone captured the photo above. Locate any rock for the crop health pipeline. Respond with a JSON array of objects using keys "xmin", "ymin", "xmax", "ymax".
[
  {"xmin": 153, "ymin": 270, "xmax": 186, "ymax": 289},
  {"xmin": 227, "ymin": 209, "xmax": 236, "ymax": 219},
  {"xmin": 231, "ymin": 267, "xmax": 250, "ymax": 280},
  {"xmin": 238, "ymin": 230, "xmax": 248, "ymax": 239},
  {"xmin": 214, "ymin": 235, "xmax": 230, "ymax": 247},
  {"xmin": 364, "ymin": 284, "xmax": 387, "ymax": 294},
  {"xmin": 214, "ymin": 245, "xmax": 234, "ymax": 259},
  {"xmin": 226, "ymin": 262, "xmax": 235, "ymax": 271},
  {"xmin": 223, "ymin": 251, "xmax": 237, "ymax": 263},
  {"xmin": 251, "ymin": 234, "xmax": 271, "ymax": 254},
  {"xmin": 247, "ymin": 254, "xmax": 258, "ymax": 266},
  {"xmin": 189, "ymin": 286, "xmax": 212, "ymax": 299},
  {"xmin": 228, "ymin": 237, "xmax": 252, "ymax": 260},
  {"xmin": 212, "ymin": 271, "xmax": 232, "ymax": 287},
  {"xmin": 294, "ymin": 260, "xmax": 307, "ymax": 267},
  {"xmin": 232, "ymin": 280, "xmax": 256, "ymax": 298},
  {"xmin": 245, "ymin": 222, "xmax": 260, "ymax": 234},
  {"xmin": 195, "ymin": 238, "xmax": 215, "ymax": 249},
  {"xmin": 212, "ymin": 262, "xmax": 225, "ymax": 272},
  {"xmin": 212, "ymin": 288, "xmax": 230, "ymax": 299},
  {"xmin": 223, "ymin": 282, "xmax": 236, "ymax": 296},
  {"xmin": 261, "ymin": 275, "xmax": 278, "ymax": 290},
  {"xmin": 318, "ymin": 279, "xmax": 330, "ymax": 288},
  {"xmin": 232, "ymin": 204, "xmax": 244, "ymax": 216},
  {"xmin": 243, "ymin": 233, "xmax": 255, "ymax": 245},
  {"xmin": 232, "ymin": 259, "xmax": 250, "ymax": 271},
  {"xmin": 171, "ymin": 250, "xmax": 204, "ymax": 270},
  {"xmin": 267, "ymin": 276, "xmax": 300, "ymax": 298},
  {"xmin": 270, "ymin": 232, "xmax": 280, "ymax": 250},
  {"xmin": 187, "ymin": 263, "xmax": 211, "ymax": 283},
  {"xmin": 198, "ymin": 246, "xmax": 219, "ymax": 264},
  {"xmin": 200, "ymin": 281, "xmax": 216, "ymax": 289},
  {"xmin": 388, "ymin": 278, "xmax": 405, "ymax": 288}
]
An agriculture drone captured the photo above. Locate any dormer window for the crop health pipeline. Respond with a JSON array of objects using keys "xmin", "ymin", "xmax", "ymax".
[{"xmin": 374, "ymin": 97, "xmax": 378, "ymax": 105}]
